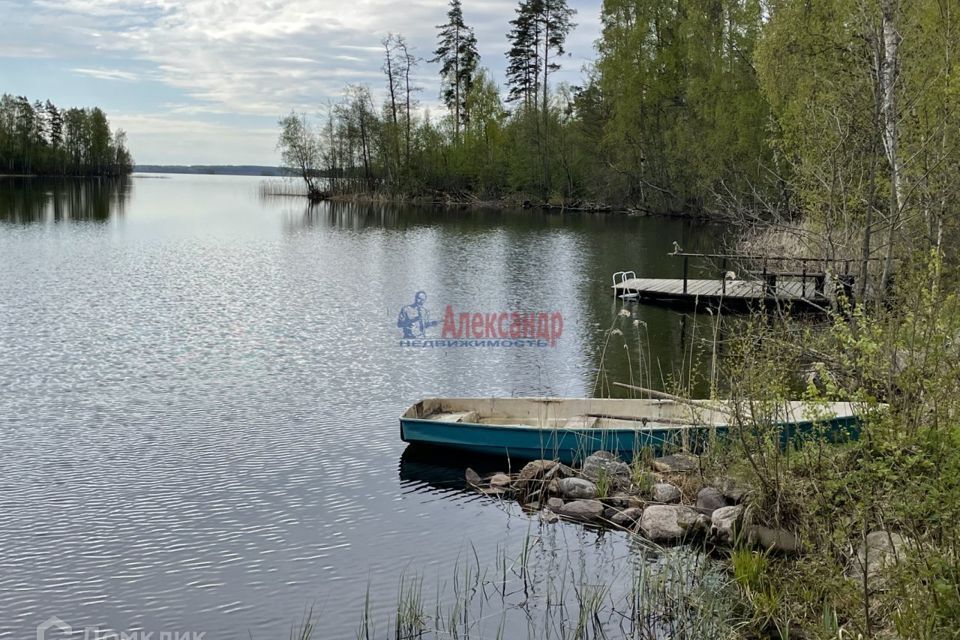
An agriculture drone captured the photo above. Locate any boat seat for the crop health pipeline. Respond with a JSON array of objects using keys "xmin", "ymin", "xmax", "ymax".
[
  {"xmin": 427, "ymin": 411, "xmax": 480, "ymax": 423},
  {"xmin": 563, "ymin": 415, "xmax": 599, "ymax": 429}
]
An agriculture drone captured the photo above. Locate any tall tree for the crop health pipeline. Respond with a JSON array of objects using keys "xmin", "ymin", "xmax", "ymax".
[
  {"xmin": 505, "ymin": 0, "xmax": 541, "ymax": 108},
  {"xmin": 431, "ymin": 0, "xmax": 480, "ymax": 139}
]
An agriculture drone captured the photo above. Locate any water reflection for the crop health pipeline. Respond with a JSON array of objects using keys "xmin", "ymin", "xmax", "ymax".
[
  {"xmin": 0, "ymin": 174, "xmax": 735, "ymax": 638},
  {"xmin": 0, "ymin": 177, "xmax": 131, "ymax": 224}
]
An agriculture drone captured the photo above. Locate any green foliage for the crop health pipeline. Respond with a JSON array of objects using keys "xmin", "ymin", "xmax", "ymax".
[
  {"xmin": 713, "ymin": 254, "xmax": 960, "ymax": 638},
  {"xmin": 0, "ymin": 94, "xmax": 132, "ymax": 176}
]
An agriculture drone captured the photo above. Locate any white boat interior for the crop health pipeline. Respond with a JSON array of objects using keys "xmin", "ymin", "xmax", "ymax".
[{"xmin": 402, "ymin": 397, "xmax": 859, "ymax": 430}]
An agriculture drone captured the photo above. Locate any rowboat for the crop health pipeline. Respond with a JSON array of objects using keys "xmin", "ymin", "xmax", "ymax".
[{"xmin": 399, "ymin": 397, "xmax": 866, "ymax": 463}]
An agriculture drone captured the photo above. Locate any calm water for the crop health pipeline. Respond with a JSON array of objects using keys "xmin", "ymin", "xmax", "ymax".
[{"xmin": 0, "ymin": 175, "xmax": 725, "ymax": 638}]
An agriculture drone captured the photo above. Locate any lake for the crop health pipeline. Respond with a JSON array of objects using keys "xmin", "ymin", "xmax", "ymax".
[{"xmin": 0, "ymin": 175, "xmax": 727, "ymax": 638}]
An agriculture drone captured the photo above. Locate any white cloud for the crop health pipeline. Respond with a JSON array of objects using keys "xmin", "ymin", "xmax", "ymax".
[
  {"xmin": 109, "ymin": 113, "xmax": 279, "ymax": 164},
  {"xmin": 73, "ymin": 67, "xmax": 139, "ymax": 81},
  {"xmin": 5, "ymin": 0, "xmax": 603, "ymax": 162}
]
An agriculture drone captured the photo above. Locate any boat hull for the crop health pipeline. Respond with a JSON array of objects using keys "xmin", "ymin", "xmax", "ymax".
[{"xmin": 399, "ymin": 413, "xmax": 861, "ymax": 464}]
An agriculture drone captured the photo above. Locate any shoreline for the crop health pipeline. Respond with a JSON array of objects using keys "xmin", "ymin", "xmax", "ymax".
[{"xmin": 299, "ymin": 190, "xmax": 713, "ymax": 219}]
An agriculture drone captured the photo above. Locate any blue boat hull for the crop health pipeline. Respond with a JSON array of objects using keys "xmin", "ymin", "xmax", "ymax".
[{"xmin": 399, "ymin": 415, "xmax": 860, "ymax": 464}]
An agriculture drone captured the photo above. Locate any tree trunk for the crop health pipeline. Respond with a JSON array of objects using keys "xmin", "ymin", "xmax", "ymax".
[{"xmin": 879, "ymin": 0, "xmax": 902, "ymax": 292}]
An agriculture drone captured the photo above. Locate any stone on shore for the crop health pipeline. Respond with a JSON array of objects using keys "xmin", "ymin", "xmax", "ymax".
[
  {"xmin": 710, "ymin": 505, "xmax": 745, "ymax": 546},
  {"xmin": 651, "ymin": 483, "xmax": 682, "ymax": 504},
  {"xmin": 695, "ymin": 487, "xmax": 727, "ymax": 514},
  {"xmin": 555, "ymin": 499, "xmax": 605, "ymax": 522},
  {"xmin": 546, "ymin": 497, "xmax": 565, "ymax": 512},
  {"xmin": 559, "ymin": 477, "xmax": 598, "ymax": 500},
  {"xmin": 517, "ymin": 460, "xmax": 559, "ymax": 484},
  {"xmin": 637, "ymin": 505, "xmax": 710, "ymax": 542},
  {"xmin": 581, "ymin": 452, "xmax": 631, "ymax": 487},
  {"xmin": 748, "ymin": 525, "xmax": 802, "ymax": 555},
  {"xmin": 489, "ymin": 473, "xmax": 512, "ymax": 488},
  {"xmin": 465, "ymin": 467, "xmax": 482, "ymax": 486},
  {"xmin": 610, "ymin": 507, "xmax": 644, "ymax": 528},
  {"xmin": 651, "ymin": 453, "xmax": 699, "ymax": 474},
  {"xmin": 846, "ymin": 530, "xmax": 909, "ymax": 588}
]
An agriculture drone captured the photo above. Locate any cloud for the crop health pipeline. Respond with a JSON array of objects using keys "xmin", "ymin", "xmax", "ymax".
[
  {"xmin": 73, "ymin": 67, "xmax": 139, "ymax": 81},
  {"xmin": 109, "ymin": 113, "xmax": 279, "ymax": 164},
  {"xmin": 4, "ymin": 0, "xmax": 603, "ymax": 162}
]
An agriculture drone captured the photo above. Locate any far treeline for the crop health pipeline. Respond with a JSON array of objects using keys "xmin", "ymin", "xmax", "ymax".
[
  {"xmin": 0, "ymin": 94, "xmax": 133, "ymax": 177},
  {"xmin": 279, "ymin": 0, "xmax": 958, "ymax": 231}
]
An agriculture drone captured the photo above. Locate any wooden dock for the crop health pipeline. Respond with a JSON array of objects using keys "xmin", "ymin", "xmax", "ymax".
[
  {"xmin": 613, "ymin": 277, "xmax": 832, "ymax": 305},
  {"xmin": 610, "ymin": 250, "xmax": 881, "ymax": 310}
]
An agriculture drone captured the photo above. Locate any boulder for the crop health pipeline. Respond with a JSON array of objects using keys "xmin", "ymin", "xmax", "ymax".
[
  {"xmin": 846, "ymin": 530, "xmax": 909, "ymax": 587},
  {"xmin": 710, "ymin": 505, "xmax": 745, "ymax": 546},
  {"xmin": 748, "ymin": 525, "xmax": 802, "ymax": 555},
  {"xmin": 465, "ymin": 468, "xmax": 482, "ymax": 486},
  {"xmin": 516, "ymin": 460, "xmax": 570, "ymax": 497},
  {"xmin": 559, "ymin": 477, "xmax": 598, "ymax": 500},
  {"xmin": 581, "ymin": 452, "xmax": 631, "ymax": 487},
  {"xmin": 717, "ymin": 478, "xmax": 751, "ymax": 504},
  {"xmin": 610, "ymin": 507, "xmax": 644, "ymax": 528},
  {"xmin": 651, "ymin": 483, "xmax": 682, "ymax": 504},
  {"xmin": 695, "ymin": 487, "xmax": 727, "ymax": 514},
  {"xmin": 602, "ymin": 495, "xmax": 633, "ymax": 509},
  {"xmin": 540, "ymin": 511, "xmax": 559, "ymax": 524},
  {"xmin": 555, "ymin": 499, "xmax": 605, "ymax": 522},
  {"xmin": 651, "ymin": 453, "xmax": 699, "ymax": 474},
  {"xmin": 636, "ymin": 505, "xmax": 710, "ymax": 542},
  {"xmin": 517, "ymin": 460, "xmax": 559, "ymax": 484},
  {"xmin": 489, "ymin": 473, "xmax": 512, "ymax": 489},
  {"xmin": 546, "ymin": 497, "xmax": 565, "ymax": 512}
]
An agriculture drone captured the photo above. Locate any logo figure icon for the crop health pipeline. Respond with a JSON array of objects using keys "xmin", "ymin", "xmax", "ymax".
[
  {"xmin": 37, "ymin": 616, "xmax": 72, "ymax": 640},
  {"xmin": 397, "ymin": 290, "xmax": 438, "ymax": 338}
]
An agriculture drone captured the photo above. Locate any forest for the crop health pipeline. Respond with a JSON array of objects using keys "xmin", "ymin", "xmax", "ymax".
[
  {"xmin": 0, "ymin": 94, "xmax": 133, "ymax": 177},
  {"xmin": 279, "ymin": 0, "xmax": 958, "ymax": 256}
]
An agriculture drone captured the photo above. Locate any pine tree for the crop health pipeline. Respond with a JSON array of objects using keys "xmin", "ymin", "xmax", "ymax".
[
  {"xmin": 505, "ymin": 0, "xmax": 541, "ymax": 108},
  {"xmin": 431, "ymin": 0, "xmax": 480, "ymax": 139}
]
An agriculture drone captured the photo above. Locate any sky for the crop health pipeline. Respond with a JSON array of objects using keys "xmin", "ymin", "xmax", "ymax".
[{"xmin": 0, "ymin": 0, "xmax": 603, "ymax": 165}]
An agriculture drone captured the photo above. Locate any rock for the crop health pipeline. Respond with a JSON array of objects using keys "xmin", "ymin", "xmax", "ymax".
[
  {"xmin": 610, "ymin": 507, "xmax": 644, "ymax": 528},
  {"xmin": 465, "ymin": 468, "xmax": 482, "ymax": 486},
  {"xmin": 696, "ymin": 487, "xmax": 727, "ymax": 514},
  {"xmin": 748, "ymin": 526, "xmax": 802, "ymax": 555},
  {"xmin": 603, "ymin": 507, "xmax": 618, "ymax": 521},
  {"xmin": 546, "ymin": 479, "xmax": 560, "ymax": 495},
  {"xmin": 581, "ymin": 452, "xmax": 631, "ymax": 487},
  {"xmin": 651, "ymin": 453, "xmax": 699, "ymax": 474},
  {"xmin": 489, "ymin": 473, "xmax": 512, "ymax": 488},
  {"xmin": 517, "ymin": 460, "xmax": 559, "ymax": 484},
  {"xmin": 651, "ymin": 483, "xmax": 682, "ymax": 504},
  {"xmin": 603, "ymin": 495, "xmax": 632, "ymax": 509},
  {"xmin": 589, "ymin": 450, "xmax": 616, "ymax": 460},
  {"xmin": 559, "ymin": 477, "xmax": 598, "ymax": 500},
  {"xmin": 846, "ymin": 530, "xmax": 909, "ymax": 587},
  {"xmin": 546, "ymin": 497, "xmax": 565, "ymax": 512},
  {"xmin": 540, "ymin": 511, "xmax": 559, "ymax": 524},
  {"xmin": 555, "ymin": 499, "xmax": 605, "ymax": 522},
  {"xmin": 710, "ymin": 505, "xmax": 745, "ymax": 546},
  {"xmin": 636, "ymin": 505, "xmax": 710, "ymax": 542},
  {"xmin": 717, "ymin": 478, "xmax": 751, "ymax": 504},
  {"xmin": 516, "ymin": 460, "xmax": 567, "ymax": 498}
]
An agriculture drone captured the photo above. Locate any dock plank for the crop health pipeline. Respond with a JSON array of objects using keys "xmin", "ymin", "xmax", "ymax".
[{"xmin": 613, "ymin": 277, "xmax": 833, "ymax": 305}]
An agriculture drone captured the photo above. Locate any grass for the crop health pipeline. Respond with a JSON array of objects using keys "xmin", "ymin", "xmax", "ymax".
[{"xmin": 292, "ymin": 538, "xmax": 740, "ymax": 639}]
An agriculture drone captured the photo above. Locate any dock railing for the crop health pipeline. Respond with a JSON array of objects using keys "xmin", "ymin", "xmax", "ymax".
[{"xmin": 669, "ymin": 251, "xmax": 889, "ymax": 302}]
